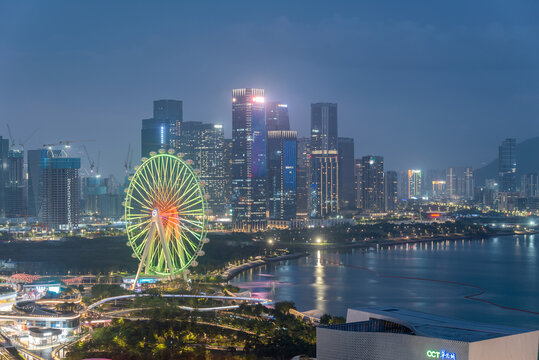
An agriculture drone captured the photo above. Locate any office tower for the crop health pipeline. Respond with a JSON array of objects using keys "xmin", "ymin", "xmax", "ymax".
[
  {"xmin": 446, "ymin": 167, "xmax": 474, "ymax": 199},
  {"xmin": 498, "ymin": 138, "xmax": 517, "ymax": 193},
  {"xmin": 0, "ymin": 137, "xmax": 8, "ymax": 217},
  {"xmin": 196, "ymin": 124, "xmax": 226, "ymax": 216},
  {"xmin": 311, "ymin": 103, "xmax": 338, "ymax": 152},
  {"xmin": 358, "ymin": 155, "xmax": 385, "ymax": 212},
  {"xmin": 178, "ymin": 121, "xmax": 204, "ymax": 167},
  {"xmin": 5, "ymin": 148, "xmax": 25, "ymax": 217},
  {"xmin": 39, "ymin": 153, "xmax": 81, "ymax": 229},
  {"xmin": 265, "ymin": 102, "xmax": 290, "ymax": 131},
  {"xmin": 338, "ymin": 137, "xmax": 355, "ymax": 209},
  {"xmin": 408, "ymin": 170, "xmax": 422, "ymax": 198},
  {"xmin": 141, "ymin": 100, "xmax": 183, "ymax": 157},
  {"xmin": 385, "ymin": 170, "xmax": 398, "ymax": 212},
  {"xmin": 223, "ymin": 139, "xmax": 233, "ymax": 216},
  {"xmin": 311, "ymin": 154, "xmax": 339, "ymax": 217},
  {"xmin": 231, "ymin": 88, "xmax": 267, "ymax": 226},
  {"xmin": 310, "ymin": 103, "xmax": 339, "ymax": 217},
  {"xmin": 267, "ymin": 130, "xmax": 297, "ymax": 220},
  {"xmin": 296, "ymin": 137, "xmax": 311, "ymax": 217},
  {"xmin": 521, "ymin": 173, "xmax": 539, "ymax": 198},
  {"xmin": 153, "ymin": 99, "xmax": 183, "ymax": 149}
]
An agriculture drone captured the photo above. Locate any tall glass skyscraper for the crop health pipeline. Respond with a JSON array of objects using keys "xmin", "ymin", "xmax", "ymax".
[
  {"xmin": 310, "ymin": 103, "xmax": 339, "ymax": 218},
  {"xmin": 358, "ymin": 155, "xmax": 385, "ymax": 212},
  {"xmin": 232, "ymin": 88, "xmax": 267, "ymax": 226},
  {"xmin": 498, "ymin": 138, "xmax": 517, "ymax": 193},
  {"xmin": 267, "ymin": 130, "xmax": 297, "ymax": 220},
  {"xmin": 265, "ymin": 102, "xmax": 290, "ymax": 131},
  {"xmin": 408, "ymin": 170, "xmax": 422, "ymax": 199},
  {"xmin": 141, "ymin": 100, "xmax": 183, "ymax": 157}
]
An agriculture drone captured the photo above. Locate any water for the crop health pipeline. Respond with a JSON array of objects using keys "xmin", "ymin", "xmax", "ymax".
[{"xmin": 231, "ymin": 235, "xmax": 539, "ymax": 329}]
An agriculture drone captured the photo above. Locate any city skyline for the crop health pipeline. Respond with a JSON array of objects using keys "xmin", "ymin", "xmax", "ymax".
[{"xmin": 3, "ymin": 1, "xmax": 539, "ymax": 178}]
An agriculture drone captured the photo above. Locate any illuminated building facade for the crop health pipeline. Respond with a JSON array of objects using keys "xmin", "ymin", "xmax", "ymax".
[
  {"xmin": 431, "ymin": 180, "xmax": 447, "ymax": 199},
  {"xmin": 141, "ymin": 100, "xmax": 183, "ymax": 157},
  {"xmin": 446, "ymin": 167, "xmax": 474, "ymax": 200},
  {"xmin": 231, "ymin": 88, "xmax": 267, "ymax": 225},
  {"xmin": 265, "ymin": 102, "xmax": 290, "ymax": 131},
  {"xmin": 0, "ymin": 136, "xmax": 8, "ymax": 217},
  {"xmin": 408, "ymin": 170, "xmax": 422, "ymax": 199},
  {"xmin": 358, "ymin": 155, "xmax": 384, "ymax": 212},
  {"xmin": 39, "ymin": 155, "xmax": 81, "ymax": 230},
  {"xmin": 310, "ymin": 103, "xmax": 339, "ymax": 218},
  {"xmin": 296, "ymin": 137, "xmax": 311, "ymax": 218},
  {"xmin": 267, "ymin": 130, "xmax": 297, "ymax": 220}
]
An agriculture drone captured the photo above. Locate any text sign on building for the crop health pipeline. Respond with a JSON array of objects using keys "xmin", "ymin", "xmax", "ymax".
[{"xmin": 426, "ymin": 349, "xmax": 456, "ymax": 359}]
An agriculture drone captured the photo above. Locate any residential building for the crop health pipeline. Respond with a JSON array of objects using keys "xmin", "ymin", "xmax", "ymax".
[
  {"xmin": 408, "ymin": 170, "xmax": 422, "ymax": 199},
  {"xmin": 358, "ymin": 155, "xmax": 385, "ymax": 212},
  {"xmin": 338, "ymin": 137, "xmax": 355, "ymax": 209},
  {"xmin": 385, "ymin": 170, "xmax": 398, "ymax": 212}
]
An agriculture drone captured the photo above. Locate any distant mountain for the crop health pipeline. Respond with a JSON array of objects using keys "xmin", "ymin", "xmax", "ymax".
[{"xmin": 474, "ymin": 137, "xmax": 539, "ymax": 187}]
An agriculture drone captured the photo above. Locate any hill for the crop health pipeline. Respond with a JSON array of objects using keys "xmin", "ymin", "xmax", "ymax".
[{"xmin": 474, "ymin": 137, "xmax": 539, "ymax": 187}]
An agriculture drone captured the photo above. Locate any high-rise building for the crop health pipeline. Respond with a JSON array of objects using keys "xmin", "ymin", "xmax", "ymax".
[
  {"xmin": 231, "ymin": 88, "xmax": 267, "ymax": 226},
  {"xmin": 358, "ymin": 155, "xmax": 385, "ymax": 212},
  {"xmin": 296, "ymin": 137, "xmax": 311, "ymax": 218},
  {"xmin": 338, "ymin": 137, "xmax": 355, "ymax": 209},
  {"xmin": 141, "ymin": 100, "xmax": 183, "ymax": 157},
  {"xmin": 196, "ymin": 124, "xmax": 226, "ymax": 216},
  {"xmin": 39, "ymin": 153, "xmax": 81, "ymax": 229},
  {"xmin": 311, "ymin": 103, "xmax": 338, "ymax": 152},
  {"xmin": 178, "ymin": 121, "xmax": 203, "ymax": 167},
  {"xmin": 354, "ymin": 159, "xmax": 362, "ymax": 208},
  {"xmin": 385, "ymin": 170, "xmax": 398, "ymax": 212},
  {"xmin": 408, "ymin": 170, "xmax": 422, "ymax": 199},
  {"xmin": 265, "ymin": 102, "xmax": 290, "ymax": 131},
  {"xmin": 310, "ymin": 103, "xmax": 339, "ymax": 218},
  {"xmin": 223, "ymin": 138, "xmax": 233, "ymax": 217},
  {"xmin": 0, "ymin": 137, "xmax": 9, "ymax": 217},
  {"xmin": 82, "ymin": 176, "xmax": 107, "ymax": 215},
  {"xmin": 267, "ymin": 130, "xmax": 297, "ymax": 220},
  {"xmin": 311, "ymin": 153, "xmax": 339, "ymax": 217},
  {"xmin": 5, "ymin": 148, "xmax": 26, "ymax": 217},
  {"xmin": 521, "ymin": 173, "xmax": 539, "ymax": 198},
  {"xmin": 498, "ymin": 138, "xmax": 517, "ymax": 193},
  {"xmin": 446, "ymin": 167, "xmax": 474, "ymax": 200},
  {"xmin": 153, "ymin": 99, "xmax": 183, "ymax": 149},
  {"xmin": 431, "ymin": 180, "xmax": 447, "ymax": 199}
]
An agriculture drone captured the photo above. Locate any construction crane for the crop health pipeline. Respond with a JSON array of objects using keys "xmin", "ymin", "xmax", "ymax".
[
  {"xmin": 83, "ymin": 144, "xmax": 95, "ymax": 175},
  {"xmin": 6, "ymin": 124, "xmax": 15, "ymax": 147},
  {"xmin": 124, "ymin": 144, "xmax": 132, "ymax": 176},
  {"xmin": 58, "ymin": 140, "xmax": 95, "ymax": 157}
]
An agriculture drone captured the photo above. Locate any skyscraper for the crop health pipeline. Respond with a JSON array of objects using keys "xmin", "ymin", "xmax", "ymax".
[
  {"xmin": 40, "ymin": 153, "xmax": 81, "ymax": 229},
  {"xmin": 296, "ymin": 137, "xmax": 311, "ymax": 218},
  {"xmin": 27, "ymin": 149, "xmax": 42, "ymax": 217},
  {"xmin": 408, "ymin": 170, "xmax": 422, "ymax": 199},
  {"xmin": 338, "ymin": 137, "xmax": 355, "ymax": 209},
  {"xmin": 267, "ymin": 130, "xmax": 297, "ymax": 220},
  {"xmin": 385, "ymin": 170, "xmax": 398, "ymax": 212},
  {"xmin": 141, "ymin": 100, "xmax": 183, "ymax": 157},
  {"xmin": 178, "ymin": 121, "xmax": 204, "ymax": 167},
  {"xmin": 231, "ymin": 88, "xmax": 267, "ymax": 226},
  {"xmin": 5, "ymin": 148, "xmax": 26, "ymax": 217},
  {"xmin": 311, "ymin": 103, "xmax": 338, "ymax": 152},
  {"xmin": 521, "ymin": 173, "xmax": 538, "ymax": 198},
  {"xmin": 358, "ymin": 155, "xmax": 385, "ymax": 212},
  {"xmin": 265, "ymin": 102, "xmax": 290, "ymax": 131},
  {"xmin": 196, "ymin": 123, "xmax": 226, "ymax": 216},
  {"xmin": 498, "ymin": 138, "xmax": 517, "ymax": 193},
  {"xmin": 310, "ymin": 103, "xmax": 339, "ymax": 218}
]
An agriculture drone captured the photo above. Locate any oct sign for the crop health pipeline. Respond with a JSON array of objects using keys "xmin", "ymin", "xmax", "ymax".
[{"xmin": 426, "ymin": 349, "xmax": 456, "ymax": 359}]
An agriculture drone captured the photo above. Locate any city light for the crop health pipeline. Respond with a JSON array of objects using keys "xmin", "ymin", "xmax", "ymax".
[{"xmin": 252, "ymin": 96, "xmax": 265, "ymax": 103}]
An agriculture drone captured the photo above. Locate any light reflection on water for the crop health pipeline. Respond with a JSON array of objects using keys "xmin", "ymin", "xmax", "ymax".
[{"xmin": 231, "ymin": 235, "xmax": 539, "ymax": 329}]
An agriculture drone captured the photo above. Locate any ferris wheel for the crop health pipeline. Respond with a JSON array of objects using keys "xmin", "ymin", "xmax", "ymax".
[{"xmin": 124, "ymin": 149, "xmax": 208, "ymax": 284}]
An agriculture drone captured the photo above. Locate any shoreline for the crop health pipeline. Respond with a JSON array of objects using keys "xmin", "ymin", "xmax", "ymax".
[{"xmin": 224, "ymin": 230, "xmax": 532, "ymax": 281}]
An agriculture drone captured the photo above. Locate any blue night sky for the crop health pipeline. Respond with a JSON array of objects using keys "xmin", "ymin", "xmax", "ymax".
[{"xmin": 1, "ymin": 1, "xmax": 539, "ymax": 178}]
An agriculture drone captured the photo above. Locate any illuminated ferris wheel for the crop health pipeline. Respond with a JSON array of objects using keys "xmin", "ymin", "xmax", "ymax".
[{"xmin": 124, "ymin": 149, "xmax": 208, "ymax": 284}]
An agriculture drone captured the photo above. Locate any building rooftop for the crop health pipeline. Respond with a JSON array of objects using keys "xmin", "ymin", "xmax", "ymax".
[{"xmin": 329, "ymin": 307, "xmax": 535, "ymax": 343}]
